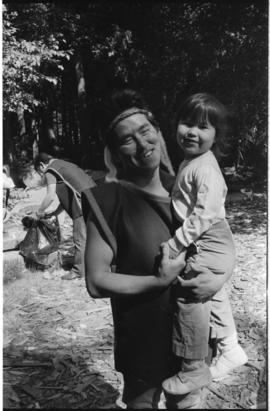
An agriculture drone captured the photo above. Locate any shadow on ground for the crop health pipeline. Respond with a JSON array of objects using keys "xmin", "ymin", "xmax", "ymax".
[
  {"xmin": 226, "ymin": 197, "xmax": 267, "ymax": 236},
  {"xmin": 4, "ymin": 339, "xmax": 120, "ymax": 409}
]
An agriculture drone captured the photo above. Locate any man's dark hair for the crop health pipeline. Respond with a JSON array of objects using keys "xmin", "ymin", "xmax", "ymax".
[
  {"xmin": 101, "ymin": 89, "xmax": 159, "ymax": 150},
  {"xmin": 33, "ymin": 143, "xmax": 69, "ymax": 171},
  {"xmin": 34, "ymin": 152, "xmax": 53, "ymax": 171}
]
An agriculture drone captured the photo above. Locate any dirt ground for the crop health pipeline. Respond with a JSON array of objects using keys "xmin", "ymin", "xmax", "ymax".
[{"xmin": 3, "ymin": 193, "xmax": 267, "ymax": 409}]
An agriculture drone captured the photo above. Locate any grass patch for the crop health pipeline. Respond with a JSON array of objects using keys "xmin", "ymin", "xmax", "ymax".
[{"xmin": 3, "ymin": 258, "xmax": 26, "ymax": 284}]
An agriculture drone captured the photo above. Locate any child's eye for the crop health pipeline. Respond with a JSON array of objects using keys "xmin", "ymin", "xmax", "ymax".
[
  {"xmin": 179, "ymin": 121, "xmax": 190, "ymax": 127},
  {"xmin": 199, "ymin": 123, "xmax": 208, "ymax": 129}
]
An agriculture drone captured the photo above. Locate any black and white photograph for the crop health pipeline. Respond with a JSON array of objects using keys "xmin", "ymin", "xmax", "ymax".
[{"xmin": 2, "ymin": 1, "xmax": 267, "ymax": 409}]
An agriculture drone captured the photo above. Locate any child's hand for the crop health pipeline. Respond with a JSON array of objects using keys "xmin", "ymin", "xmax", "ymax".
[
  {"xmin": 167, "ymin": 238, "xmax": 185, "ymax": 259},
  {"xmin": 36, "ymin": 210, "xmax": 45, "ymax": 219},
  {"xmin": 157, "ymin": 243, "xmax": 187, "ymax": 286}
]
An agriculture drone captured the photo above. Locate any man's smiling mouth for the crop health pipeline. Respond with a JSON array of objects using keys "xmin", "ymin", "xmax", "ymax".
[{"xmin": 142, "ymin": 149, "xmax": 154, "ymax": 158}]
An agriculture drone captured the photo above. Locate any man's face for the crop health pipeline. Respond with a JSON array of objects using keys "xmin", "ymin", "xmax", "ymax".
[{"xmin": 113, "ymin": 113, "xmax": 161, "ymax": 174}]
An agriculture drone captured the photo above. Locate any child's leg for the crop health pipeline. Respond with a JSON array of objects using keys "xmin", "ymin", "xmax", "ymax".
[
  {"xmin": 162, "ymin": 262, "xmax": 212, "ymax": 396},
  {"xmin": 211, "ymin": 286, "xmax": 237, "ymax": 339},
  {"xmin": 163, "ymin": 221, "xmax": 237, "ymax": 395},
  {"xmin": 210, "ymin": 287, "xmax": 248, "ymax": 379},
  {"xmin": 172, "ymin": 289, "xmax": 211, "ymax": 359}
]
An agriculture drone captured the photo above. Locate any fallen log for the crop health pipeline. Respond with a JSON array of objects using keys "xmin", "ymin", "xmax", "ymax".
[{"xmin": 4, "ymin": 360, "xmax": 52, "ymax": 368}]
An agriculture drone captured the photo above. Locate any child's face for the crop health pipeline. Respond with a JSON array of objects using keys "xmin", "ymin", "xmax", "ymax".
[{"xmin": 177, "ymin": 119, "xmax": 216, "ymax": 159}]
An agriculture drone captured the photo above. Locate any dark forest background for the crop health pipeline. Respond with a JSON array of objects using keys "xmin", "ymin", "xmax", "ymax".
[{"xmin": 3, "ymin": 1, "xmax": 268, "ymax": 184}]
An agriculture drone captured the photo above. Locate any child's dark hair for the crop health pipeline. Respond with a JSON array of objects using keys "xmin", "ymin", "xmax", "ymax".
[
  {"xmin": 102, "ymin": 89, "xmax": 159, "ymax": 151},
  {"xmin": 176, "ymin": 93, "xmax": 231, "ymax": 158}
]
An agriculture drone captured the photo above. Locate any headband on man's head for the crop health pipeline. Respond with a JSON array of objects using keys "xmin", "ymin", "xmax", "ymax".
[{"xmin": 107, "ymin": 108, "xmax": 152, "ymax": 133}]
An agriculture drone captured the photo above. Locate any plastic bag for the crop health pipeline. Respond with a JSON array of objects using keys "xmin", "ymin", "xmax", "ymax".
[{"xmin": 19, "ymin": 214, "xmax": 62, "ymax": 270}]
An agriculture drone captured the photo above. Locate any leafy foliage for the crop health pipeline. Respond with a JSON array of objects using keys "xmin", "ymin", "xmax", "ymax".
[
  {"xmin": 2, "ymin": 1, "xmax": 268, "ymax": 179},
  {"xmin": 3, "ymin": 4, "xmax": 70, "ymax": 112}
]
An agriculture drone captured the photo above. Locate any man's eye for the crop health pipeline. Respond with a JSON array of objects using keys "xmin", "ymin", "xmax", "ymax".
[{"xmin": 121, "ymin": 137, "xmax": 133, "ymax": 145}]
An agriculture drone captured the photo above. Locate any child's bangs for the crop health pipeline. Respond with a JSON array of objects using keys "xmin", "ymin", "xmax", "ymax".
[
  {"xmin": 179, "ymin": 103, "xmax": 208, "ymax": 125},
  {"xmin": 191, "ymin": 104, "xmax": 210, "ymax": 125},
  {"xmin": 179, "ymin": 98, "xmax": 222, "ymax": 127}
]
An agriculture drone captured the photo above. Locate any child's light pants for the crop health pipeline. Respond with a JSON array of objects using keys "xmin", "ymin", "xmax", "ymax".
[{"xmin": 172, "ymin": 220, "xmax": 237, "ymax": 359}]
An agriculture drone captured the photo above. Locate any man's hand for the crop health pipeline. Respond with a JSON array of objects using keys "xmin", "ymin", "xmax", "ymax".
[
  {"xmin": 157, "ymin": 243, "xmax": 186, "ymax": 287},
  {"xmin": 177, "ymin": 262, "xmax": 227, "ymax": 301}
]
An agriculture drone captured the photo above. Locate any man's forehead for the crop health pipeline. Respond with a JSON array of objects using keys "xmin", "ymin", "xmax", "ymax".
[{"xmin": 116, "ymin": 113, "xmax": 151, "ymax": 131}]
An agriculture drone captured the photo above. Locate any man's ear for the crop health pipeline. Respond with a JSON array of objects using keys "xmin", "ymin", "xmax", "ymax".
[{"xmin": 110, "ymin": 150, "xmax": 124, "ymax": 169}]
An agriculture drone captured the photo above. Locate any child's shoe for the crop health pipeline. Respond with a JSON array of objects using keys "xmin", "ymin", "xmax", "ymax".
[
  {"xmin": 162, "ymin": 361, "xmax": 211, "ymax": 395},
  {"xmin": 209, "ymin": 344, "xmax": 248, "ymax": 380},
  {"xmin": 164, "ymin": 389, "xmax": 203, "ymax": 409}
]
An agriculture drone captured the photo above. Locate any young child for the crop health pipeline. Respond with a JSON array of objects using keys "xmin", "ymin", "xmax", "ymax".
[{"xmin": 162, "ymin": 93, "xmax": 248, "ymax": 396}]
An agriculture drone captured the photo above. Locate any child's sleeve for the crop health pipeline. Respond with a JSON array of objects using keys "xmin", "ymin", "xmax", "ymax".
[{"xmin": 173, "ymin": 165, "xmax": 227, "ymax": 247}]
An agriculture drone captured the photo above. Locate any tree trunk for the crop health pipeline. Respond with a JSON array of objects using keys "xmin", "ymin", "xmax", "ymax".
[
  {"xmin": 75, "ymin": 52, "xmax": 89, "ymax": 154},
  {"xmin": 17, "ymin": 102, "xmax": 26, "ymax": 136},
  {"xmin": 31, "ymin": 117, "xmax": 39, "ymax": 159},
  {"xmin": 32, "ymin": 139, "xmax": 39, "ymax": 159},
  {"xmin": 3, "ymin": 112, "xmax": 15, "ymax": 164},
  {"xmin": 46, "ymin": 104, "xmax": 56, "ymax": 142}
]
